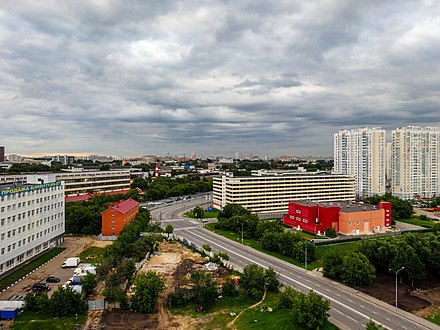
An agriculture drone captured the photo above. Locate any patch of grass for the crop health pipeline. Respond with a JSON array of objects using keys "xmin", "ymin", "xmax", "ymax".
[
  {"xmin": 171, "ymin": 292, "xmax": 337, "ymax": 330},
  {"xmin": 184, "ymin": 211, "xmax": 220, "ymax": 219},
  {"xmin": 397, "ymin": 217, "xmax": 436, "ymax": 228},
  {"xmin": 79, "ymin": 246, "xmax": 105, "ymax": 264},
  {"xmin": 12, "ymin": 311, "xmax": 87, "ymax": 330},
  {"xmin": 428, "ymin": 313, "xmax": 440, "ymax": 326},
  {"xmin": 0, "ymin": 247, "xmax": 65, "ymax": 292}
]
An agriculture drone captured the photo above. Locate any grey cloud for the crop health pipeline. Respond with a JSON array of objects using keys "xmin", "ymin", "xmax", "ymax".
[{"xmin": 0, "ymin": 0, "xmax": 439, "ymax": 157}]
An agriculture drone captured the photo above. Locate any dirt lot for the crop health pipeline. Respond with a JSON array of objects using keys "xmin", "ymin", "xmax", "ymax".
[
  {"xmin": 359, "ymin": 272, "xmax": 439, "ymax": 315},
  {"xmin": 0, "ymin": 236, "xmax": 112, "ymax": 300}
]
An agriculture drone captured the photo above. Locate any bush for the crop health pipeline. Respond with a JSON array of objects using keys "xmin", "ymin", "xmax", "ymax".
[{"xmin": 49, "ymin": 286, "xmax": 88, "ymax": 317}]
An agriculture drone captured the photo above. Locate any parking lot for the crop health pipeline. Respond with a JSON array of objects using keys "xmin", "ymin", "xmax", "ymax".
[{"xmin": 0, "ymin": 237, "xmax": 112, "ymax": 300}]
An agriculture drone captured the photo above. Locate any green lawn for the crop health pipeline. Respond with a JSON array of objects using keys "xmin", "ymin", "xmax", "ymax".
[
  {"xmin": 428, "ymin": 313, "xmax": 440, "ymax": 326},
  {"xmin": 204, "ymin": 223, "xmax": 361, "ymax": 270},
  {"xmin": 0, "ymin": 247, "xmax": 65, "ymax": 292},
  {"xmin": 184, "ymin": 211, "xmax": 220, "ymax": 219},
  {"xmin": 397, "ymin": 217, "xmax": 436, "ymax": 228},
  {"xmin": 12, "ymin": 312, "xmax": 87, "ymax": 330},
  {"xmin": 171, "ymin": 291, "xmax": 338, "ymax": 330},
  {"xmin": 79, "ymin": 246, "xmax": 105, "ymax": 264}
]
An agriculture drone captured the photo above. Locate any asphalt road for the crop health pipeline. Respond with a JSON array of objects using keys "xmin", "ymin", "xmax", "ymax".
[{"xmin": 151, "ymin": 200, "xmax": 440, "ymax": 330}]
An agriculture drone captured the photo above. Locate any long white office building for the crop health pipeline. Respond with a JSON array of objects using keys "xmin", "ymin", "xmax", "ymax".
[
  {"xmin": 334, "ymin": 127, "xmax": 386, "ymax": 198},
  {"xmin": 212, "ymin": 170, "xmax": 355, "ymax": 215},
  {"xmin": 392, "ymin": 126, "xmax": 440, "ymax": 199},
  {"xmin": 0, "ymin": 174, "xmax": 65, "ymax": 277}
]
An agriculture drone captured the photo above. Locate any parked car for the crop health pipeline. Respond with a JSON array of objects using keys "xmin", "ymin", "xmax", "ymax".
[
  {"xmin": 32, "ymin": 283, "xmax": 51, "ymax": 293},
  {"xmin": 46, "ymin": 276, "xmax": 60, "ymax": 283}
]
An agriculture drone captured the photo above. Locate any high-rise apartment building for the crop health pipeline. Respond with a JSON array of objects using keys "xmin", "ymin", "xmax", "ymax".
[
  {"xmin": 334, "ymin": 127, "xmax": 386, "ymax": 198},
  {"xmin": 0, "ymin": 146, "xmax": 4, "ymax": 163},
  {"xmin": 392, "ymin": 126, "xmax": 440, "ymax": 199}
]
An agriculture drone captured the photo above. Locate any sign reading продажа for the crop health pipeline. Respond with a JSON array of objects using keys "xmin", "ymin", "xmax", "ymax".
[{"xmin": 0, "ymin": 181, "xmax": 61, "ymax": 197}]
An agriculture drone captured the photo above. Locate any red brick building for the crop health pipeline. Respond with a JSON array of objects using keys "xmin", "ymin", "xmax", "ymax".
[
  {"xmin": 101, "ymin": 198, "xmax": 140, "ymax": 236},
  {"xmin": 283, "ymin": 201, "xmax": 392, "ymax": 235}
]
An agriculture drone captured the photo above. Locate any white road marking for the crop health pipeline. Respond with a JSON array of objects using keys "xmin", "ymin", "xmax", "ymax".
[
  {"xmin": 333, "ymin": 308, "xmax": 344, "ymax": 315},
  {"xmin": 182, "ymin": 230, "xmax": 402, "ymax": 330}
]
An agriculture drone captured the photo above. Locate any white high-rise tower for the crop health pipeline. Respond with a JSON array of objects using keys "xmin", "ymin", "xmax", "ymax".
[
  {"xmin": 334, "ymin": 127, "xmax": 386, "ymax": 198},
  {"xmin": 392, "ymin": 126, "xmax": 440, "ymax": 199}
]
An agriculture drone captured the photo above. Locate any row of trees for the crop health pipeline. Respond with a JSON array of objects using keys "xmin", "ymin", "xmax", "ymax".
[
  {"xmin": 143, "ymin": 176, "xmax": 212, "ymax": 201},
  {"xmin": 359, "ymin": 232, "xmax": 440, "ymax": 286},
  {"xmin": 214, "ymin": 204, "xmax": 317, "ymax": 264},
  {"xmin": 168, "ymin": 264, "xmax": 281, "ymax": 310},
  {"xmin": 24, "ymin": 286, "xmax": 87, "ymax": 317}
]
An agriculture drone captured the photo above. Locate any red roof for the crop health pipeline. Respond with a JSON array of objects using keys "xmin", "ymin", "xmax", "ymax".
[
  {"xmin": 65, "ymin": 193, "xmax": 94, "ymax": 202},
  {"xmin": 108, "ymin": 198, "xmax": 140, "ymax": 214}
]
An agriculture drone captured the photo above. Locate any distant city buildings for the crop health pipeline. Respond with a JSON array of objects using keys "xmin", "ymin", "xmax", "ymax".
[
  {"xmin": 334, "ymin": 127, "xmax": 386, "ymax": 198},
  {"xmin": 392, "ymin": 126, "xmax": 440, "ymax": 200},
  {"xmin": 0, "ymin": 174, "xmax": 65, "ymax": 277},
  {"xmin": 213, "ymin": 170, "xmax": 355, "ymax": 215}
]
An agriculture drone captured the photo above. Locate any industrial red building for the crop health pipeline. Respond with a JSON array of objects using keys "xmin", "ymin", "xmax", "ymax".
[
  {"xmin": 283, "ymin": 201, "xmax": 392, "ymax": 235},
  {"xmin": 101, "ymin": 198, "xmax": 140, "ymax": 237}
]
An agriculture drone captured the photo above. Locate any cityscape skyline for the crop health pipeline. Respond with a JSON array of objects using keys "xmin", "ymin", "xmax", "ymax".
[{"xmin": 1, "ymin": 1, "xmax": 440, "ymax": 156}]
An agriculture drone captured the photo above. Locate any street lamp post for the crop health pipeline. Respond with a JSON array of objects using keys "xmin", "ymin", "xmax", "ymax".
[
  {"xmin": 390, "ymin": 266, "xmax": 405, "ymax": 308},
  {"xmin": 304, "ymin": 239, "xmax": 314, "ymax": 270},
  {"xmin": 241, "ymin": 221, "xmax": 244, "ymax": 245}
]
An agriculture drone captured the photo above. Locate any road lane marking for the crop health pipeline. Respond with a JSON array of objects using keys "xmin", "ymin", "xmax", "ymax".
[
  {"xmin": 386, "ymin": 318, "xmax": 391, "ymax": 321},
  {"xmin": 372, "ymin": 311, "xmax": 377, "ymax": 315},
  {"xmin": 333, "ymin": 308, "xmax": 344, "ymax": 315},
  {"xmin": 336, "ymin": 293, "xmax": 341, "ymax": 297},
  {"xmin": 347, "ymin": 299, "xmax": 353, "ymax": 303},
  {"xmin": 345, "ymin": 315, "xmax": 358, "ymax": 323},
  {"xmin": 401, "ymin": 326, "xmax": 407, "ymax": 329},
  {"xmin": 360, "ymin": 305, "xmax": 365, "ymax": 308}
]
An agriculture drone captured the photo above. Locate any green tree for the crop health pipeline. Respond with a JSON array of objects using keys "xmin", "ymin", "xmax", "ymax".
[
  {"xmin": 23, "ymin": 292, "xmax": 50, "ymax": 312},
  {"xmin": 240, "ymin": 264, "xmax": 266, "ymax": 300},
  {"xmin": 131, "ymin": 271, "xmax": 166, "ymax": 313},
  {"xmin": 365, "ymin": 318, "xmax": 387, "ymax": 329},
  {"xmin": 202, "ymin": 244, "xmax": 212, "ymax": 252},
  {"xmin": 264, "ymin": 267, "xmax": 281, "ymax": 292},
  {"xmin": 322, "ymin": 251, "xmax": 344, "ymax": 280},
  {"xmin": 219, "ymin": 204, "xmax": 251, "ymax": 219},
  {"xmin": 165, "ymin": 224, "xmax": 174, "ymax": 239},
  {"xmin": 193, "ymin": 206, "xmax": 204, "ymax": 220},
  {"xmin": 325, "ymin": 227, "xmax": 337, "ymax": 238},
  {"xmin": 131, "ymin": 177, "xmax": 149, "ymax": 190},
  {"xmin": 282, "ymin": 288, "xmax": 331, "ymax": 330},
  {"xmin": 49, "ymin": 286, "xmax": 88, "ymax": 317},
  {"xmin": 81, "ymin": 272, "xmax": 98, "ymax": 296},
  {"xmin": 191, "ymin": 270, "xmax": 218, "ymax": 308},
  {"xmin": 342, "ymin": 252, "xmax": 376, "ymax": 286}
]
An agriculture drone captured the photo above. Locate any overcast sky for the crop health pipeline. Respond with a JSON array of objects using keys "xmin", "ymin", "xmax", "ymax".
[{"xmin": 1, "ymin": 1, "xmax": 439, "ymax": 158}]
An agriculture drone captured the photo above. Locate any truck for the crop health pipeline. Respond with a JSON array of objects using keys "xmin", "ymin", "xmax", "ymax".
[
  {"xmin": 73, "ymin": 264, "xmax": 96, "ymax": 275},
  {"xmin": 62, "ymin": 257, "xmax": 80, "ymax": 268}
]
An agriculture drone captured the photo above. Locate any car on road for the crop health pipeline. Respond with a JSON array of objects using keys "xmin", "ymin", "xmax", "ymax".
[
  {"xmin": 32, "ymin": 283, "xmax": 51, "ymax": 293},
  {"xmin": 46, "ymin": 276, "xmax": 60, "ymax": 283}
]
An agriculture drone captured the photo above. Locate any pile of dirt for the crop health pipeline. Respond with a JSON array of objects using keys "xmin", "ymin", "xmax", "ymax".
[
  {"xmin": 174, "ymin": 259, "xmax": 195, "ymax": 278},
  {"xmin": 98, "ymin": 310, "xmax": 158, "ymax": 329}
]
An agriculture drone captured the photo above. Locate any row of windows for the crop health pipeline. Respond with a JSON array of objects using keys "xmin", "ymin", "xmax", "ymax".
[
  {"xmin": 0, "ymin": 246, "xmax": 43, "ymax": 274},
  {"xmin": 0, "ymin": 226, "xmax": 61, "ymax": 256},
  {"xmin": 1, "ymin": 201, "xmax": 63, "ymax": 214},
  {"xmin": 1, "ymin": 210, "xmax": 63, "ymax": 226},
  {"xmin": 1, "ymin": 218, "xmax": 62, "ymax": 240}
]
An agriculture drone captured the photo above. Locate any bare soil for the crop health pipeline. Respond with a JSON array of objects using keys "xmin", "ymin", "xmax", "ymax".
[{"xmin": 359, "ymin": 272, "xmax": 439, "ymax": 314}]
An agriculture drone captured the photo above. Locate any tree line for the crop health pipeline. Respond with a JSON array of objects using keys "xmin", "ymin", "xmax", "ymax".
[
  {"xmin": 213, "ymin": 204, "xmax": 317, "ymax": 264},
  {"xmin": 141, "ymin": 176, "xmax": 212, "ymax": 201}
]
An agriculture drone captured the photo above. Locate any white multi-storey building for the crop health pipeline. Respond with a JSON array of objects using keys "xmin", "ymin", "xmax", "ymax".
[
  {"xmin": 0, "ymin": 174, "xmax": 65, "ymax": 277},
  {"xmin": 392, "ymin": 126, "xmax": 440, "ymax": 199},
  {"xmin": 334, "ymin": 127, "xmax": 386, "ymax": 198},
  {"xmin": 212, "ymin": 170, "xmax": 355, "ymax": 215}
]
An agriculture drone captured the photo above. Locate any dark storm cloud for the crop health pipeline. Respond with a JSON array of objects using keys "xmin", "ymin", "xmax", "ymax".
[{"xmin": 0, "ymin": 0, "xmax": 439, "ymax": 157}]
